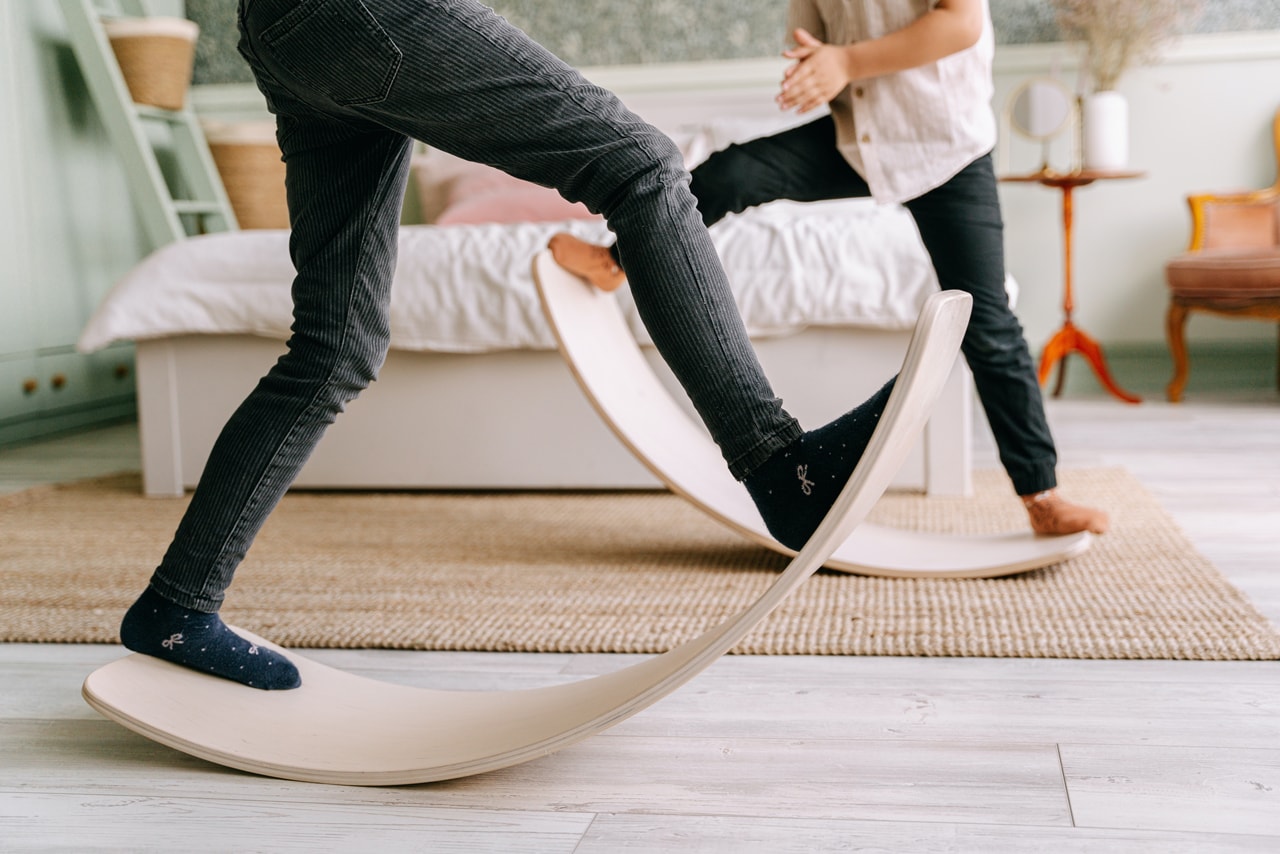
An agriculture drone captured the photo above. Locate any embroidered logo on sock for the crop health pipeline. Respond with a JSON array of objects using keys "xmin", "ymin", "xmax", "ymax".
[
  {"xmin": 249, "ymin": 645, "xmax": 259, "ymax": 655},
  {"xmin": 161, "ymin": 632, "xmax": 184, "ymax": 650},
  {"xmin": 796, "ymin": 464, "xmax": 814, "ymax": 496}
]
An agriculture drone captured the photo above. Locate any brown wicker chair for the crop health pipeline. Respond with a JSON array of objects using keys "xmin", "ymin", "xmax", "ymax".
[{"xmin": 1165, "ymin": 108, "xmax": 1280, "ymax": 402}]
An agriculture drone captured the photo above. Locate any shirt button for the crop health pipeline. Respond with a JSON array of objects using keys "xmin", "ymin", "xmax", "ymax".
[
  {"xmin": 861, "ymin": 133, "xmax": 870, "ymax": 143},
  {"xmin": 854, "ymin": 87, "xmax": 864, "ymax": 97}
]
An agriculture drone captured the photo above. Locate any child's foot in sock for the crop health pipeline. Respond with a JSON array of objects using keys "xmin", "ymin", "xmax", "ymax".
[
  {"xmin": 744, "ymin": 378, "xmax": 896, "ymax": 551},
  {"xmin": 1022, "ymin": 489, "xmax": 1109, "ymax": 535},
  {"xmin": 549, "ymin": 233, "xmax": 626, "ymax": 292},
  {"xmin": 119, "ymin": 586, "xmax": 301, "ymax": 690}
]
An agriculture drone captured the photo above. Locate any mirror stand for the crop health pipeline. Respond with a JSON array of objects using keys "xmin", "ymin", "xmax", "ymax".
[{"xmin": 1001, "ymin": 76, "xmax": 1078, "ymax": 175}]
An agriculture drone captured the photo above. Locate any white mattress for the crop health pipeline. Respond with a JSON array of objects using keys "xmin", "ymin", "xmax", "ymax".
[{"xmin": 78, "ymin": 199, "xmax": 1005, "ymax": 355}]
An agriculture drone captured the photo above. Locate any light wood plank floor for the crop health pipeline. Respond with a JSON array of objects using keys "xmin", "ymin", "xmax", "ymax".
[{"xmin": 2, "ymin": 394, "xmax": 1278, "ymax": 853}]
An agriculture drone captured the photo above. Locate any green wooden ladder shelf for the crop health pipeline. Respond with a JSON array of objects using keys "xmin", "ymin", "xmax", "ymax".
[{"xmin": 58, "ymin": 0, "xmax": 238, "ymax": 248}]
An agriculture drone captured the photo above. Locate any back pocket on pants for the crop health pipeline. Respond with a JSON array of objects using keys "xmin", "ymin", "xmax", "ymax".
[{"xmin": 261, "ymin": 0, "xmax": 403, "ymax": 106}]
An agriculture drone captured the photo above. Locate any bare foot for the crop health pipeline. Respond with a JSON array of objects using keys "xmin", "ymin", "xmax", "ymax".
[
  {"xmin": 1022, "ymin": 489, "xmax": 1109, "ymax": 536},
  {"xmin": 548, "ymin": 232, "xmax": 626, "ymax": 292}
]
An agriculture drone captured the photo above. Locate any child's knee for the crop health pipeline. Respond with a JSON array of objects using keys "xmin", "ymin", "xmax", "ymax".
[{"xmin": 577, "ymin": 128, "xmax": 688, "ymax": 219}]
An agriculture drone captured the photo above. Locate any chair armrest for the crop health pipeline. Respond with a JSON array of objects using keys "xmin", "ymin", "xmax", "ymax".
[{"xmin": 1185, "ymin": 186, "xmax": 1280, "ymax": 251}]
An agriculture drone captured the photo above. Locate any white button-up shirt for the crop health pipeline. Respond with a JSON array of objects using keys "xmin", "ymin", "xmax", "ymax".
[{"xmin": 786, "ymin": 0, "xmax": 998, "ymax": 204}]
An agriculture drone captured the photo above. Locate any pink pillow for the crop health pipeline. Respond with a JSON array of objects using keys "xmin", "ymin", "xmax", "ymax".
[{"xmin": 434, "ymin": 161, "xmax": 599, "ymax": 226}]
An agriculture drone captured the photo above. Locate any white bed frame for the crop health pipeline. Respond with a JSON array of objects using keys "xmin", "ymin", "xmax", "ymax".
[
  {"xmin": 137, "ymin": 60, "xmax": 976, "ymax": 498},
  {"xmin": 135, "ymin": 329, "xmax": 972, "ymax": 496}
]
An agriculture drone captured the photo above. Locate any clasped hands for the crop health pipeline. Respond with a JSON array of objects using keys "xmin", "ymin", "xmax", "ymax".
[{"xmin": 776, "ymin": 28, "xmax": 855, "ymax": 114}]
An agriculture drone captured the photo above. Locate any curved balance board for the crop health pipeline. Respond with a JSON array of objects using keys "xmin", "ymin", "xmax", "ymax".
[
  {"xmin": 531, "ymin": 251, "xmax": 1090, "ymax": 578},
  {"xmin": 82, "ymin": 281, "xmax": 971, "ymax": 786}
]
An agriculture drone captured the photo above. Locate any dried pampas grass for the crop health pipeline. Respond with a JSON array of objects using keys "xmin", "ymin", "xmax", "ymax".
[{"xmin": 1053, "ymin": 0, "xmax": 1202, "ymax": 91}]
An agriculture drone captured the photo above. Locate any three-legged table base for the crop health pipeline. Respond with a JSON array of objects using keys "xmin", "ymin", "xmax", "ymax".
[{"xmin": 1038, "ymin": 320, "xmax": 1141, "ymax": 404}]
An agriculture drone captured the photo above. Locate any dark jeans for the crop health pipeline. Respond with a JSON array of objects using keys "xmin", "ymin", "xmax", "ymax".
[
  {"xmin": 685, "ymin": 117, "xmax": 1057, "ymax": 497},
  {"xmin": 149, "ymin": 0, "xmax": 802, "ymax": 611}
]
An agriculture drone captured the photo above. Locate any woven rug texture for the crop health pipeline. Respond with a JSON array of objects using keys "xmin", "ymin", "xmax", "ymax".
[{"xmin": 2, "ymin": 467, "xmax": 1277, "ymax": 660}]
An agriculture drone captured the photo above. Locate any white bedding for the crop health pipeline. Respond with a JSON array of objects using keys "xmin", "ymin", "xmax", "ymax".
[{"xmin": 76, "ymin": 199, "xmax": 996, "ymax": 356}]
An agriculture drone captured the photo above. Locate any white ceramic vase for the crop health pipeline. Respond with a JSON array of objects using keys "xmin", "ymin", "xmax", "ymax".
[{"xmin": 1081, "ymin": 90, "xmax": 1129, "ymax": 171}]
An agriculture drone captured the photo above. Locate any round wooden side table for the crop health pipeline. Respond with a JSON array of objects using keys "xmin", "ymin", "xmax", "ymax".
[{"xmin": 1002, "ymin": 168, "xmax": 1145, "ymax": 404}]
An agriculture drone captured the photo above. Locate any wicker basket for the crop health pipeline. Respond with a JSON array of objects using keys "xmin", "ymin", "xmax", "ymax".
[
  {"xmin": 103, "ymin": 17, "xmax": 199, "ymax": 111},
  {"xmin": 203, "ymin": 121, "xmax": 289, "ymax": 230}
]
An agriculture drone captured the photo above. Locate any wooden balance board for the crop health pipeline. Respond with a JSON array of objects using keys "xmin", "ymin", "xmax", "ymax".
[
  {"xmin": 84, "ymin": 279, "xmax": 972, "ymax": 786},
  {"xmin": 531, "ymin": 251, "xmax": 1090, "ymax": 579}
]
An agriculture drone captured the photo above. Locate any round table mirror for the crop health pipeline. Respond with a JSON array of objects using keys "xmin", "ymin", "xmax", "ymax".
[
  {"xmin": 1005, "ymin": 77, "xmax": 1076, "ymax": 172},
  {"xmin": 1009, "ymin": 77, "xmax": 1074, "ymax": 140}
]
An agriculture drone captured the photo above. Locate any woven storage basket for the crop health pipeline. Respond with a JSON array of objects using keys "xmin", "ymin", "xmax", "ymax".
[
  {"xmin": 204, "ymin": 121, "xmax": 289, "ymax": 230},
  {"xmin": 102, "ymin": 17, "xmax": 199, "ymax": 111}
]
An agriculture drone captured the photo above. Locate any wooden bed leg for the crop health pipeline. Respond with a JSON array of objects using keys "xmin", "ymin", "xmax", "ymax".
[
  {"xmin": 134, "ymin": 340, "xmax": 186, "ymax": 497},
  {"xmin": 923, "ymin": 360, "xmax": 974, "ymax": 497}
]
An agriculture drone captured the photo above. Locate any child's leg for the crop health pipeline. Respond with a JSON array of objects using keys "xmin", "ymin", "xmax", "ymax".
[
  {"xmin": 125, "ymin": 2, "xmax": 429, "ymax": 688},
  {"xmin": 321, "ymin": 3, "xmax": 900, "ymax": 543},
  {"xmin": 545, "ymin": 115, "xmax": 897, "ymax": 548},
  {"xmin": 132, "ymin": 104, "xmax": 415, "ymax": 685},
  {"xmin": 552, "ymin": 116, "xmax": 867, "ymax": 288},
  {"xmin": 281, "ymin": 1, "xmax": 878, "ymax": 480},
  {"xmin": 903, "ymin": 155, "xmax": 1107, "ymax": 535},
  {"xmin": 688, "ymin": 116, "xmax": 868, "ymax": 224},
  {"xmin": 129, "ymin": 113, "xmax": 415, "ymax": 687}
]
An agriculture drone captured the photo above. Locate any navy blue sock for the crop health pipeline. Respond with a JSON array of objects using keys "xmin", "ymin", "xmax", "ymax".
[
  {"xmin": 120, "ymin": 586, "xmax": 301, "ymax": 690},
  {"xmin": 744, "ymin": 377, "xmax": 896, "ymax": 550}
]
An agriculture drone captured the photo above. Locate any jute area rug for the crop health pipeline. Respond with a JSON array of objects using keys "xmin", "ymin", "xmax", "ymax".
[{"xmin": 2, "ymin": 467, "xmax": 1277, "ymax": 660}]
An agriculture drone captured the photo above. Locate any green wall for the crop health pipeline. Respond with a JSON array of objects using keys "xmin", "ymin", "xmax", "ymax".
[{"xmin": 0, "ymin": 0, "xmax": 156, "ymax": 445}]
